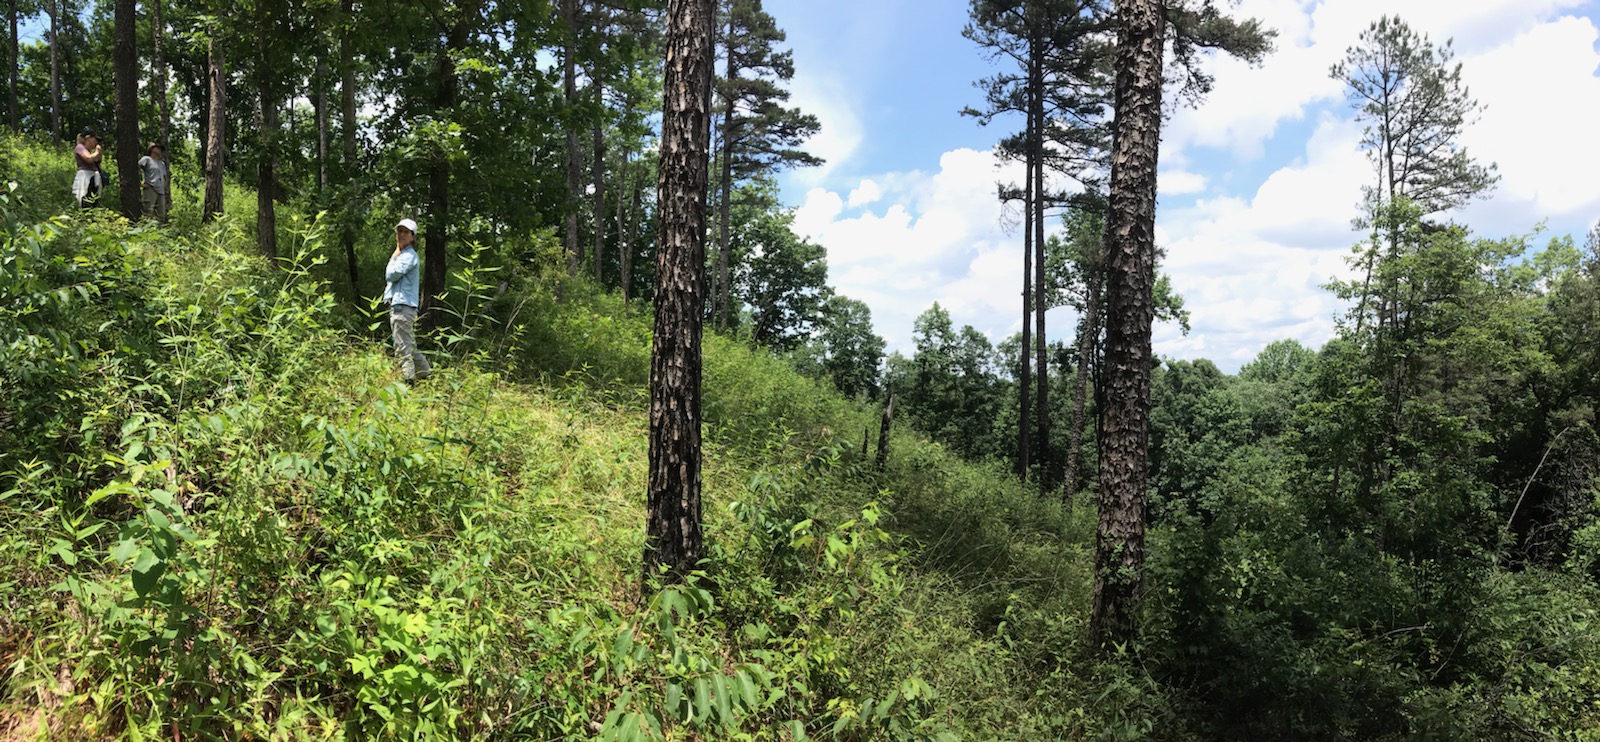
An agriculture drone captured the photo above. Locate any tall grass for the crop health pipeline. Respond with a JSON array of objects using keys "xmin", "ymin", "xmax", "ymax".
[{"xmin": 1, "ymin": 135, "xmax": 1179, "ymax": 740}]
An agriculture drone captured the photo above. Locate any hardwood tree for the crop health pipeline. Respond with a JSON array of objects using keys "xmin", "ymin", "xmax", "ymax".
[
  {"xmin": 646, "ymin": 0, "xmax": 714, "ymax": 585},
  {"xmin": 202, "ymin": 13, "xmax": 226, "ymax": 222},
  {"xmin": 611, "ymin": 46, "xmax": 663, "ymax": 301},
  {"xmin": 730, "ymin": 180, "xmax": 830, "ymax": 351},
  {"xmin": 890, "ymin": 303, "xmax": 1010, "ymax": 461},
  {"xmin": 1055, "ymin": 207, "xmax": 1105, "ymax": 497},
  {"xmin": 421, "ymin": 0, "xmax": 483, "ymax": 318},
  {"xmin": 111, "ymin": 0, "xmax": 139, "ymax": 218},
  {"xmin": 255, "ymin": 0, "xmax": 281, "ymax": 260},
  {"xmin": 1091, "ymin": 0, "xmax": 1269, "ymax": 648},
  {"xmin": 815, "ymin": 295, "xmax": 885, "ymax": 401}
]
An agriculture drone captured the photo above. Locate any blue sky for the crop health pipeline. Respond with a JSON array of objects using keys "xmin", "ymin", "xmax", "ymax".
[{"xmin": 765, "ymin": 0, "xmax": 1600, "ymax": 371}]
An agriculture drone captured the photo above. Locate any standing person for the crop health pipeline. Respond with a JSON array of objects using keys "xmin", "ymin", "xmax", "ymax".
[
  {"xmin": 383, "ymin": 218, "xmax": 432, "ymax": 383},
  {"xmin": 72, "ymin": 130, "xmax": 104, "ymax": 209},
  {"xmin": 137, "ymin": 142, "xmax": 171, "ymax": 224}
]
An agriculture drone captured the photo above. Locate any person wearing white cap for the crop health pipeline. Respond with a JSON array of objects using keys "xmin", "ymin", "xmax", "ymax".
[{"xmin": 382, "ymin": 218, "xmax": 431, "ymax": 382}]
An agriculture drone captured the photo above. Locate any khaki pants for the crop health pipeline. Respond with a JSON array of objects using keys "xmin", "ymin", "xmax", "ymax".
[
  {"xmin": 389, "ymin": 305, "xmax": 432, "ymax": 381},
  {"xmin": 141, "ymin": 187, "xmax": 170, "ymax": 223}
]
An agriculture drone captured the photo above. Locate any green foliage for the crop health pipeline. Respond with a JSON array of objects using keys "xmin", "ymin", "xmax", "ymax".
[
  {"xmin": 730, "ymin": 181, "xmax": 832, "ymax": 353},
  {"xmin": 0, "ymin": 154, "xmax": 1175, "ymax": 738},
  {"xmin": 9, "ymin": 129, "xmax": 1600, "ymax": 740}
]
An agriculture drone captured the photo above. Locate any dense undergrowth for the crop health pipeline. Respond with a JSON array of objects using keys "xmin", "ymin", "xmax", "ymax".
[
  {"xmin": 5, "ymin": 134, "xmax": 1600, "ymax": 740},
  {"xmin": 0, "ymin": 136, "xmax": 1136, "ymax": 740}
]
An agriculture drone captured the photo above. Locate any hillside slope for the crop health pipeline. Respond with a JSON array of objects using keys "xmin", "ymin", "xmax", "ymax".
[{"xmin": 1, "ymin": 139, "xmax": 1127, "ymax": 740}]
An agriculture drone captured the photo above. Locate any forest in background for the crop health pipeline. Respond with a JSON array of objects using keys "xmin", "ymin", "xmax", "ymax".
[{"xmin": 5, "ymin": 0, "xmax": 1600, "ymax": 738}]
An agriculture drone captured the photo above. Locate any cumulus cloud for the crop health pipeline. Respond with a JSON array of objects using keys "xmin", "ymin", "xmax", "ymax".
[
  {"xmin": 847, "ymin": 178, "xmax": 882, "ymax": 207},
  {"xmin": 1164, "ymin": 0, "xmax": 1589, "ymax": 161},
  {"xmin": 794, "ymin": 149, "xmax": 1029, "ymax": 348},
  {"xmin": 1456, "ymin": 16, "xmax": 1600, "ymax": 222},
  {"xmin": 784, "ymin": 0, "xmax": 1600, "ymax": 371},
  {"xmin": 786, "ymin": 77, "xmax": 866, "ymax": 186},
  {"xmin": 1159, "ymin": 169, "xmax": 1210, "ymax": 196}
]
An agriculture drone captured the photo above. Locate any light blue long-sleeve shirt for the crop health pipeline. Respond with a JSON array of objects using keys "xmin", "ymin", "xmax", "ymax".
[{"xmin": 383, "ymin": 247, "xmax": 421, "ymax": 308}]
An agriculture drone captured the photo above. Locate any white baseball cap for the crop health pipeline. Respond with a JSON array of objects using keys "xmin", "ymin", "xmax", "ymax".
[{"xmin": 396, "ymin": 218, "xmax": 418, "ymax": 233}]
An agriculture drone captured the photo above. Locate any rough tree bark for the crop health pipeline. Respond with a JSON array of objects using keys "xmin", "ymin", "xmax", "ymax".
[
  {"xmin": 1017, "ymin": 149, "xmax": 1033, "ymax": 479},
  {"xmin": 561, "ymin": 0, "xmax": 582, "ymax": 279},
  {"xmin": 1064, "ymin": 264, "xmax": 1100, "ymax": 500},
  {"xmin": 339, "ymin": 0, "xmax": 359, "ymax": 296},
  {"xmin": 715, "ymin": 12, "xmax": 734, "ymax": 330},
  {"xmin": 314, "ymin": 56, "xmax": 328, "ymax": 191},
  {"xmin": 152, "ymin": 0, "xmax": 170, "ymax": 145},
  {"xmin": 49, "ymin": 0, "xmax": 60, "ymax": 141},
  {"xmin": 256, "ymin": 0, "xmax": 278, "ymax": 260},
  {"xmin": 203, "ymin": 30, "xmax": 226, "ymax": 222},
  {"xmin": 592, "ymin": 113, "xmax": 606, "ymax": 284},
  {"xmin": 646, "ymin": 0, "xmax": 714, "ymax": 586},
  {"xmin": 8, "ymin": 0, "xmax": 18, "ymax": 134},
  {"xmin": 1091, "ymin": 0, "xmax": 1165, "ymax": 649},
  {"xmin": 423, "ymin": 3, "xmax": 479, "ymax": 318},
  {"xmin": 1032, "ymin": 39, "xmax": 1050, "ymax": 490},
  {"xmin": 112, "ymin": 0, "xmax": 141, "ymax": 219}
]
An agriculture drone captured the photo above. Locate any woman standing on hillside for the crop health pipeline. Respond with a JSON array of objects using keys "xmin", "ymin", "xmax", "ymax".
[
  {"xmin": 384, "ymin": 218, "xmax": 432, "ymax": 383},
  {"xmin": 72, "ymin": 130, "xmax": 104, "ymax": 209}
]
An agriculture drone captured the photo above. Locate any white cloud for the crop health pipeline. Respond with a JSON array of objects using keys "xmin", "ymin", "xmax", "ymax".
[
  {"xmin": 1159, "ymin": 169, "xmax": 1209, "ymax": 196},
  {"xmin": 1456, "ymin": 16, "xmax": 1600, "ymax": 221},
  {"xmin": 786, "ymin": 76, "xmax": 866, "ymax": 187},
  {"xmin": 795, "ymin": 148, "xmax": 1028, "ymax": 348},
  {"xmin": 1164, "ymin": 0, "xmax": 1590, "ymax": 162},
  {"xmin": 782, "ymin": 0, "xmax": 1600, "ymax": 372},
  {"xmin": 847, "ymin": 178, "xmax": 882, "ymax": 207}
]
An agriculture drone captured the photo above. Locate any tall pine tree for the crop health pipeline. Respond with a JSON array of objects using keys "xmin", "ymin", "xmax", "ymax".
[
  {"xmin": 647, "ymin": 0, "xmax": 714, "ymax": 586},
  {"xmin": 712, "ymin": 0, "xmax": 820, "ymax": 329}
]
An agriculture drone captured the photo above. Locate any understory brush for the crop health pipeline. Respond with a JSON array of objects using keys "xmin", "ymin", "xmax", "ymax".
[
  {"xmin": 0, "ymin": 175, "xmax": 1160, "ymax": 739},
  {"xmin": 10, "ymin": 135, "xmax": 1600, "ymax": 740}
]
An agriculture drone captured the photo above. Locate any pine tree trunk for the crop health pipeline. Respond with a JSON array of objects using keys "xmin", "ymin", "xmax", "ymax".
[
  {"xmin": 1018, "ymin": 156, "xmax": 1033, "ymax": 480},
  {"xmin": 203, "ymin": 30, "xmax": 226, "ymax": 222},
  {"xmin": 1091, "ymin": 0, "xmax": 1164, "ymax": 649},
  {"xmin": 112, "ymin": 0, "xmax": 141, "ymax": 219},
  {"xmin": 646, "ymin": 0, "xmax": 714, "ymax": 587},
  {"xmin": 315, "ymin": 56, "xmax": 328, "ymax": 192},
  {"xmin": 1032, "ymin": 43, "xmax": 1050, "ymax": 491},
  {"xmin": 8, "ymin": 0, "xmax": 18, "ymax": 134},
  {"xmin": 715, "ymin": 14, "xmax": 735, "ymax": 331},
  {"xmin": 339, "ymin": 0, "xmax": 359, "ymax": 297},
  {"xmin": 256, "ymin": 0, "xmax": 278, "ymax": 261},
  {"xmin": 152, "ymin": 0, "xmax": 170, "ymax": 145},
  {"xmin": 561, "ymin": 0, "xmax": 582, "ymax": 279},
  {"xmin": 622, "ymin": 154, "xmax": 640, "ymax": 302},
  {"xmin": 49, "ymin": 0, "xmax": 61, "ymax": 141},
  {"xmin": 592, "ymin": 114, "xmax": 606, "ymax": 284},
  {"xmin": 1064, "ymin": 266, "xmax": 1100, "ymax": 500}
]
